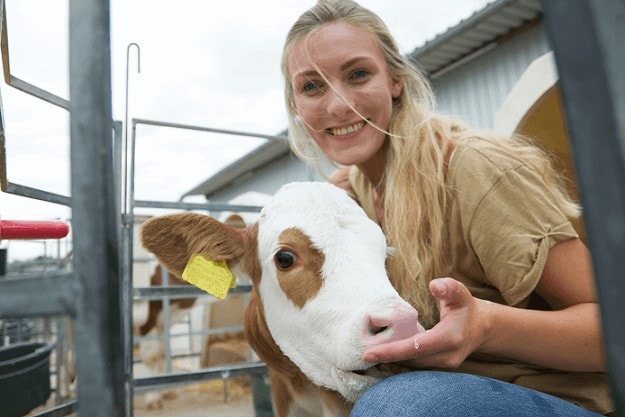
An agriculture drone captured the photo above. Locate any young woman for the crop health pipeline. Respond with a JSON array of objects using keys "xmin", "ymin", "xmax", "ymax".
[{"xmin": 280, "ymin": 1, "xmax": 614, "ymax": 416}]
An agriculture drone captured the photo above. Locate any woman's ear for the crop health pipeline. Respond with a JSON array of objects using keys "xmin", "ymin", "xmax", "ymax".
[{"xmin": 392, "ymin": 76, "xmax": 404, "ymax": 99}]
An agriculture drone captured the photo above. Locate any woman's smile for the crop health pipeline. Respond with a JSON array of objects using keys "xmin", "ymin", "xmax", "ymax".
[{"xmin": 326, "ymin": 120, "xmax": 367, "ymax": 137}]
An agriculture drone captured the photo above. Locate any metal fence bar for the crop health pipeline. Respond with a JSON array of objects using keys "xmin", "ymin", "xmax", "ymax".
[
  {"xmin": 160, "ymin": 268, "xmax": 174, "ymax": 373},
  {"xmin": 133, "ymin": 117, "xmax": 287, "ymax": 142},
  {"xmin": 3, "ymin": 182, "xmax": 72, "ymax": 206},
  {"xmin": 0, "ymin": 273, "xmax": 77, "ymax": 317},
  {"xmin": 133, "ymin": 362, "xmax": 268, "ymax": 392},
  {"xmin": 0, "ymin": 1, "xmax": 70, "ymax": 110},
  {"xmin": 3, "ymin": 76, "xmax": 70, "ymax": 110},
  {"xmin": 541, "ymin": 1, "xmax": 625, "ymax": 414},
  {"xmin": 31, "ymin": 400, "xmax": 78, "ymax": 417},
  {"xmin": 133, "ymin": 199, "xmax": 263, "ymax": 212},
  {"xmin": 134, "ymin": 284, "xmax": 252, "ymax": 300},
  {"xmin": 68, "ymin": 0, "xmax": 126, "ymax": 415}
]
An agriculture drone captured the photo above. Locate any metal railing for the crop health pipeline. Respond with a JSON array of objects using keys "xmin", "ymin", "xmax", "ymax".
[
  {"xmin": 0, "ymin": 1, "xmax": 125, "ymax": 416},
  {"xmin": 124, "ymin": 117, "xmax": 283, "ymax": 416},
  {"xmin": 0, "ymin": 1, "xmax": 282, "ymax": 414}
]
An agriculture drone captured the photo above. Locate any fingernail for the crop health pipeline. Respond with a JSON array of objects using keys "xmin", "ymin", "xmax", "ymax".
[
  {"xmin": 431, "ymin": 280, "xmax": 446, "ymax": 295},
  {"xmin": 363, "ymin": 352, "xmax": 378, "ymax": 362}
]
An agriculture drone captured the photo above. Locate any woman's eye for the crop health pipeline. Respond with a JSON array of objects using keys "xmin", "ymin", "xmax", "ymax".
[
  {"xmin": 350, "ymin": 69, "xmax": 370, "ymax": 81},
  {"xmin": 274, "ymin": 250, "xmax": 296, "ymax": 270},
  {"xmin": 300, "ymin": 80, "xmax": 323, "ymax": 94}
]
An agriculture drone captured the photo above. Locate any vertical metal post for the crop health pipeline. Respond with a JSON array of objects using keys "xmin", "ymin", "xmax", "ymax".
[
  {"xmin": 115, "ymin": 117, "xmax": 134, "ymax": 417},
  {"xmin": 69, "ymin": 0, "xmax": 126, "ymax": 415},
  {"xmin": 162, "ymin": 268, "xmax": 173, "ymax": 373},
  {"xmin": 125, "ymin": 118, "xmax": 139, "ymax": 416},
  {"xmin": 541, "ymin": 1, "xmax": 625, "ymax": 415}
]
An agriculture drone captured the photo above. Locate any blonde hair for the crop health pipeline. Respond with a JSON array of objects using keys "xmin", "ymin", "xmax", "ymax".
[{"xmin": 282, "ymin": 0, "xmax": 579, "ymax": 328}]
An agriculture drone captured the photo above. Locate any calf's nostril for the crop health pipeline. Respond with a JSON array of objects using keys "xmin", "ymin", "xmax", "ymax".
[
  {"xmin": 368, "ymin": 322, "xmax": 389, "ymax": 336},
  {"xmin": 364, "ymin": 306, "xmax": 421, "ymax": 343}
]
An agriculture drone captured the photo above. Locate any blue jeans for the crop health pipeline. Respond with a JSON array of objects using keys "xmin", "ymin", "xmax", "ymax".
[{"xmin": 349, "ymin": 371, "xmax": 603, "ymax": 417}]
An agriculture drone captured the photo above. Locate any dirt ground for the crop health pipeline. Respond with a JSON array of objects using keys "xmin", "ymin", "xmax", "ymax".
[
  {"xmin": 26, "ymin": 380, "xmax": 257, "ymax": 417},
  {"xmin": 27, "ymin": 376, "xmax": 259, "ymax": 417},
  {"xmin": 25, "ymin": 335, "xmax": 264, "ymax": 417},
  {"xmin": 134, "ymin": 378, "xmax": 257, "ymax": 417},
  {"xmin": 132, "ymin": 333, "xmax": 262, "ymax": 417}
]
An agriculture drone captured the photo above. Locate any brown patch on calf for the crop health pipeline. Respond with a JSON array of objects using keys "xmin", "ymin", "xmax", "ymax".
[
  {"xmin": 275, "ymin": 228, "xmax": 324, "ymax": 308},
  {"xmin": 245, "ymin": 291, "xmax": 301, "ymax": 376},
  {"xmin": 245, "ymin": 291, "xmax": 339, "ymax": 416},
  {"xmin": 139, "ymin": 264, "xmax": 196, "ymax": 336},
  {"xmin": 267, "ymin": 366, "xmax": 352, "ymax": 417},
  {"xmin": 223, "ymin": 213, "xmax": 246, "ymax": 228},
  {"xmin": 237, "ymin": 223, "xmax": 261, "ymax": 286}
]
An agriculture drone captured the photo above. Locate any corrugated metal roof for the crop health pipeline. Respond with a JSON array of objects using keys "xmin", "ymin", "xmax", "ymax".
[
  {"xmin": 408, "ymin": 0, "xmax": 542, "ymax": 75},
  {"xmin": 181, "ymin": 133, "xmax": 289, "ymax": 199},
  {"xmin": 183, "ymin": 0, "xmax": 543, "ymax": 199}
]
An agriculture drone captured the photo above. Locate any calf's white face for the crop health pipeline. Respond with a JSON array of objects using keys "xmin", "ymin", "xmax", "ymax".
[
  {"xmin": 141, "ymin": 181, "xmax": 423, "ymax": 402},
  {"xmin": 255, "ymin": 182, "xmax": 423, "ymax": 400}
]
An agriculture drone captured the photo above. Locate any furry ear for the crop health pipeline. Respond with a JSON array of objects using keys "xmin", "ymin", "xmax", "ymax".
[{"xmin": 140, "ymin": 212, "xmax": 249, "ymax": 277}]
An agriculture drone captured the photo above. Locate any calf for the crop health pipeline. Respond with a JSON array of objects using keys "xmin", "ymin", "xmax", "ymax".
[
  {"xmin": 135, "ymin": 265, "xmax": 198, "ymax": 409},
  {"xmin": 141, "ymin": 181, "xmax": 424, "ymax": 416}
]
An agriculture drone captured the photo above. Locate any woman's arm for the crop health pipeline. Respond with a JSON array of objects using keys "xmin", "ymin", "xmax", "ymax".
[
  {"xmin": 362, "ymin": 238, "xmax": 606, "ymax": 372},
  {"xmin": 480, "ymin": 237, "xmax": 605, "ymax": 371}
]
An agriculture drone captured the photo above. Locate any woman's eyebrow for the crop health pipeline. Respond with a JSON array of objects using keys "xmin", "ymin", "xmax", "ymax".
[
  {"xmin": 340, "ymin": 56, "xmax": 374, "ymax": 71},
  {"xmin": 293, "ymin": 56, "xmax": 375, "ymax": 79},
  {"xmin": 293, "ymin": 70, "xmax": 320, "ymax": 80}
]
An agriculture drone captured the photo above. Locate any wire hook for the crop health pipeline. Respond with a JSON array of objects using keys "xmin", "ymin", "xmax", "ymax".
[
  {"xmin": 124, "ymin": 42, "xmax": 141, "ymax": 141},
  {"xmin": 123, "ymin": 43, "xmax": 141, "ymax": 216},
  {"xmin": 126, "ymin": 42, "xmax": 141, "ymax": 75}
]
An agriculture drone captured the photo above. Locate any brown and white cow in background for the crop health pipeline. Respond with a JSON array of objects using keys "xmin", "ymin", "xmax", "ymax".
[
  {"xmin": 141, "ymin": 181, "xmax": 425, "ymax": 417},
  {"xmin": 136, "ymin": 192, "xmax": 270, "ymax": 410}
]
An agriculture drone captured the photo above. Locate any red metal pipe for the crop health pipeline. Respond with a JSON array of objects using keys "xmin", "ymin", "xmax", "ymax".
[{"xmin": 0, "ymin": 220, "xmax": 70, "ymax": 240}]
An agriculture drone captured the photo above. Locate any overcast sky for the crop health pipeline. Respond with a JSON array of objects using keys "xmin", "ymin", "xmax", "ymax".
[{"xmin": 0, "ymin": 0, "xmax": 490, "ymax": 260}]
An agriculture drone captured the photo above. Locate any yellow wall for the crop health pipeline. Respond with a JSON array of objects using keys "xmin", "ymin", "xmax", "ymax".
[{"xmin": 515, "ymin": 85, "xmax": 586, "ymax": 242}]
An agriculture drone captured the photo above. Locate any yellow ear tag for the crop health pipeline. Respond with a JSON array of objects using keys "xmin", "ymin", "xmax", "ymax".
[{"xmin": 181, "ymin": 254, "xmax": 236, "ymax": 300}]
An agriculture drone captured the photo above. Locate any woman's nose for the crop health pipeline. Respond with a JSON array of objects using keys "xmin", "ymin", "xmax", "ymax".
[{"xmin": 325, "ymin": 85, "xmax": 354, "ymax": 117}]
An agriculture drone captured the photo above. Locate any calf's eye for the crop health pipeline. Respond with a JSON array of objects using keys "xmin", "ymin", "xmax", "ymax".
[{"xmin": 275, "ymin": 250, "xmax": 296, "ymax": 270}]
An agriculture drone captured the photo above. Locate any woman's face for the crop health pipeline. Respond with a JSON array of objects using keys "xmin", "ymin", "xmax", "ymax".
[{"xmin": 288, "ymin": 22, "xmax": 402, "ymax": 167}]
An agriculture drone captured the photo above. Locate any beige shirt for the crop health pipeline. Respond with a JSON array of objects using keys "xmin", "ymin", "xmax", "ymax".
[{"xmin": 349, "ymin": 138, "xmax": 613, "ymax": 415}]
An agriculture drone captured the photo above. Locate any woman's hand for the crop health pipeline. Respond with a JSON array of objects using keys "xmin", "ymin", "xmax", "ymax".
[
  {"xmin": 362, "ymin": 277, "xmax": 491, "ymax": 369},
  {"xmin": 328, "ymin": 168, "xmax": 353, "ymax": 193}
]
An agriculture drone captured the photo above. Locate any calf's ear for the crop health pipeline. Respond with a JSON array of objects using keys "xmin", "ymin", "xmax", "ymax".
[{"xmin": 140, "ymin": 212, "xmax": 248, "ymax": 277}]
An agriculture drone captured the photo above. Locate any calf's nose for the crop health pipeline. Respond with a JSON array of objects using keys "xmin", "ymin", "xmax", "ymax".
[{"xmin": 363, "ymin": 303, "xmax": 424, "ymax": 346}]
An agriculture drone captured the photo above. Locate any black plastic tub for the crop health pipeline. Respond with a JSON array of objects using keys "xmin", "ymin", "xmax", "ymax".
[
  {"xmin": 0, "ymin": 342, "xmax": 54, "ymax": 417},
  {"xmin": 0, "ymin": 320, "xmax": 35, "ymax": 346}
]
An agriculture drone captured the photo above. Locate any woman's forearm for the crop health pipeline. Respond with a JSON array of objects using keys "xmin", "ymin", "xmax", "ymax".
[{"xmin": 477, "ymin": 300, "xmax": 605, "ymax": 372}]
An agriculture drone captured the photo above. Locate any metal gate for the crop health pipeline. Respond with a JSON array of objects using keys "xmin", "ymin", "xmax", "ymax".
[
  {"xmin": 0, "ymin": 1, "xmax": 279, "ymax": 415},
  {"xmin": 124, "ymin": 119, "xmax": 283, "ymax": 416},
  {"xmin": 0, "ymin": 0, "xmax": 125, "ymax": 415}
]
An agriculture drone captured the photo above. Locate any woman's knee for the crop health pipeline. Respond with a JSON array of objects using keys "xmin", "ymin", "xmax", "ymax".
[
  {"xmin": 351, "ymin": 371, "xmax": 480, "ymax": 416},
  {"xmin": 349, "ymin": 371, "xmax": 601, "ymax": 417}
]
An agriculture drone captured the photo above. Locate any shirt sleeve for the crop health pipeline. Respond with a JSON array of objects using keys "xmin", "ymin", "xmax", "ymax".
[{"xmin": 464, "ymin": 160, "xmax": 578, "ymax": 306}]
